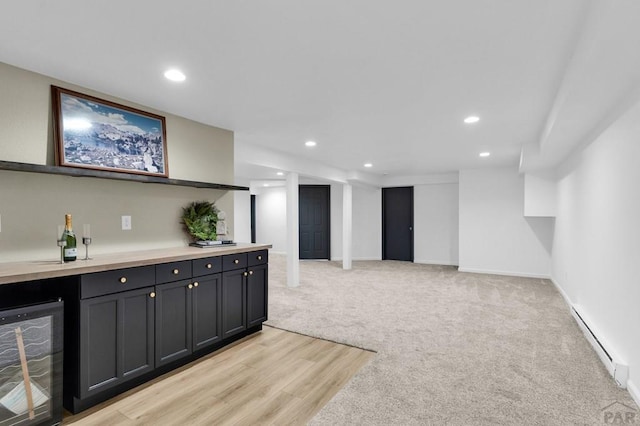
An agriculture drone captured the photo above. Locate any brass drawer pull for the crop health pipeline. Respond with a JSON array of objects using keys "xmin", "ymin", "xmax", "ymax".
[
  {"xmin": 188, "ymin": 284, "xmax": 193, "ymax": 289},
  {"xmin": 257, "ymin": 255, "xmax": 262, "ymax": 260},
  {"xmin": 150, "ymin": 292, "xmax": 156, "ymax": 298},
  {"xmin": 173, "ymin": 268, "xmax": 180, "ymax": 275},
  {"xmin": 120, "ymin": 277, "xmax": 127, "ymax": 284},
  {"xmin": 193, "ymin": 282, "xmax": 199, "ymax": 287},
  {"xmin": 234, "ymin": 259, "xmax": 239, "ymax": 264},
  {"xmin": 206, "ymin": 263, "xmax": 212, "ymax": 269},
  {"xmin": 243, "ymin": 272, "xmax": 248, "ymax": 277},
  {"xmin": 249, "ymin": 270, "xmax": 254, "ymax": 275}
]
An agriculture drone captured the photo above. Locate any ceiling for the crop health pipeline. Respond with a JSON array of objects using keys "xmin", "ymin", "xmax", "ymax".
[{"xmin": 2, "ymin": 1, "xmax": 640, "ymax": 182}]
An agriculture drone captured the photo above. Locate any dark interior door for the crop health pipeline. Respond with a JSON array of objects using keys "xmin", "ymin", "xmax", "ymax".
[
  {"xmin": 383, "ymin": 186, "xmax": 414, "ymax": 261},
  {"xmin": 299, "ymin": 185, "xmax": 330, "ymax": 259},
  {"xmin": 250, "ymin": 194, "xmax": 256, "ymax": 243}
]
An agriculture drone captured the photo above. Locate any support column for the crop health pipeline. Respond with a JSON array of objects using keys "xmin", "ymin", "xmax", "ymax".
[
  {"xmin": 286, "ymin": 172, "xmax": 300, "ymax": 287},
  {"xmin": 342, "ymin": 183, "xmax": 353, "ymax": 270}
]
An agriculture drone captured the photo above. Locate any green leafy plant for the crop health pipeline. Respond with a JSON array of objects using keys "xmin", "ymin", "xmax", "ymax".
[{"xmin": 181, "ymin": 201, "xmax": 219, "ymax": 241}]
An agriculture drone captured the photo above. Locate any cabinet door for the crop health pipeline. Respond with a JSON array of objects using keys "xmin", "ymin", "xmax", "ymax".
[
  {"xmin": 247, "ymin": 263, "xmax": 268, "ymax": 328},
  {"xmin": 79, "ymin": 287, "xmax": 154, "ymax": 398},
  {"xmin": 192, "ymin": 274, "xmax": 222, "ymax": 351},
  {"xmin": 80, "ymin": 294, "xmax": 118, "ymax": 398},
  {"xmin": 222, "ymin": 269, "xmax": 246, "ymax": 338},
  {"xmin": 121, "ymin": 287, "xmax": 155, "ymax": 380},
  {"xmin": 155, "ymin": 279, "xmax": 193, "ymax": 367}
]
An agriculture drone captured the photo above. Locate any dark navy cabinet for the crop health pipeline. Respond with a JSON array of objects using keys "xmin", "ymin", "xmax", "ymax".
[
  {"xmin": 192, "ymin": 273, "xmax": 223, "ymax": 351},
  {"xmin": 78, "ymin": 275, "xmax": 155, "ymax": 400},
  {"xmin": 222, "ymin": 250, "xmax": 268, "ymax": 337},
  {"xmin": 155, "ymin": 278, "xmax": 193, "ymax": 367},
  {"xmin": 247, "ymin": 262, "xmax": 268, "ymax": 328},
  {"xmin": 222, "ymin": 268, "xmax": 247, "ymax": 338},
  {"xmin": 155, "ymin": 262, "xmax": 223, "ymax": 367},
  {"xmin": 62, "ymin": 248, "xmax": 268, "ymax": 414}
]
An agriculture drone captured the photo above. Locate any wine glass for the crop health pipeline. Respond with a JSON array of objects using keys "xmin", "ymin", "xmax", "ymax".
[
  {"xmin": 56, "ymin": 225, "xmax": 66, "ymax": 264},
  {"xmin": 82, "ymin": 224, "xmax": 92, "ymax": 260}
]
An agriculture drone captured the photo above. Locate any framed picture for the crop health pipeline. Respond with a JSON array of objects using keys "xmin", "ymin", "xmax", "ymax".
[{"xmin": 51, "ymin": 86, "xmax": 169, "ymax": 177}]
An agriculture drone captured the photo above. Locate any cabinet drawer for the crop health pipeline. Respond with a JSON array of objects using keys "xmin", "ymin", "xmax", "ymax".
[
  {"xmin": 192, "ymin": 256, "xmax": 223, "ymax": 277},
  {"xmin": 81, "ymin": 266, "xmax": 154, "ymax": 299},
  {"xmin": 156, "ymin": 260, "xmax": 192, "ymax": 284},
  {"xmin": 247, "ymin": 250, "xmax": 268, "ymax": 266},
  {"xmin": 222, "ymin": 253, "xmax": 247, "ymax": 271}
]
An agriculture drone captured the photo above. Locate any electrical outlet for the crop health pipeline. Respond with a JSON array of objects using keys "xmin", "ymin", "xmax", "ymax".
[{"xmin": 121, "ymin": 215, "xmax": 132, "ymax": 231}]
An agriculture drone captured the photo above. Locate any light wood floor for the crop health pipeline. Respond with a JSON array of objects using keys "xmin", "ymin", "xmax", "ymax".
[{"xmin": 64, "ymin": 326, "xmax": 374, "ymax": 426}]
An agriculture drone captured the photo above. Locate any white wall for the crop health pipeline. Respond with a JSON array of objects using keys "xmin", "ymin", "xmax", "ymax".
[
  {"xmin": 250, "ymin": 182, "xmax": 381, "ymax": 260},
  {"xmin": 414, "ymin": 183, "xmax": 459, "ymax": 265},
  {"xmin": 352, "ymin": 185, "xmax": 382, "ymax": 260},
  {"xmin": 330, "ymin": 183, "xmax": 382, "ymax": 261},
  {"xmin": 254, "ymin": 186, "xmax": 287, "ymax": 253},
  {"xmin": 552, "ymin": 101, "xmax": 640, "ymax": 395},
  {"xmin": 524, "ymin": 172, "xmax": 557, "ymax": 217},
  {"xmin": 0, "ymin": 62, "xmax": 235, "ymax": 262},
  {"xmin": 233, "ymin": 183, "xmax": 251, "ymax": 243},
  {"xmin": 330, "ymin": 184, "xmax": 344, "ymax": 260},
  {"xmin": 458, "ymin": 167, "xmax": 553, "ymax": 278}
]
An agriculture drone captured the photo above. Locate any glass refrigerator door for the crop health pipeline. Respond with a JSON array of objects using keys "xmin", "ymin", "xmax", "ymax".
[{"xmin": 0, "ymin": 301, "xmax": 63, "ymax": 426}]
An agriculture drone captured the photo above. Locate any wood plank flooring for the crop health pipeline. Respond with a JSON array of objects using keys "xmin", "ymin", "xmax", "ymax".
[{"xmin": 63, "ymin": 326, "xmax": 374, "ymax": 426}]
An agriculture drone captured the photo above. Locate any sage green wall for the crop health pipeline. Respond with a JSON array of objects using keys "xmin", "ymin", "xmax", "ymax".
[{"xmin": 0, "ymin": 62, "xmax": 236, "ymax": 262}]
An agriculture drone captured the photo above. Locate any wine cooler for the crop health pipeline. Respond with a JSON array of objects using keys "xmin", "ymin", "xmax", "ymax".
[{"xmin": 0, "ymin": 300, "xmax": 63, "ymax": 426}]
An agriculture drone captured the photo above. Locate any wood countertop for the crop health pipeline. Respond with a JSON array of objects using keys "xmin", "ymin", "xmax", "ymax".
[{"xmin": 0, "ymin": 243, "xmax": 272, "ymax": 285}]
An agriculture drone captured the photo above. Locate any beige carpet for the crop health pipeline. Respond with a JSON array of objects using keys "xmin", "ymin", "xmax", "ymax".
[{"xmin": 264, "ymin": 255, "xmax": 637, "ymax": 425}]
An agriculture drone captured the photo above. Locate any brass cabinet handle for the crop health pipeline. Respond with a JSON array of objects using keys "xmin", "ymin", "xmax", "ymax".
[
  {"xmin": 150, "ymin": 292, "xmax": 156, "ymax": 298},
  {"xmin": 234, "ymin": 259, "xmax": 239, "ymax": 264},
  {"xmin": 243, "ymin": 272, "xmax": 248, "ymax": 277},
  {"xmin": 257, "ymin": 255, "xmax": 262, "ymax": 260},
  {"xmin": 206, "ymin": 263, "xmax": 212, "ymax": 269},
  {"xmin": 193, "ymin": 282, "xmax": 199, "ymax": 287},
  {"xmin": 188, "ymin": 284, "xmax": 193, "ymax": 289},
  {"xmin": 173, "ymin": 268, "xmax": 180, "ymax": 275},
  {"xmin": 249, "ymin": 270, "xmax": 254, "ymax": 275},
  {"xmin": 120, "ymin": 277, "xmax": 127, "ymax": 284}
]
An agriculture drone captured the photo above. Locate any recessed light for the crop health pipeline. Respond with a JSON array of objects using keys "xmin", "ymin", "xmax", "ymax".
[
  {"xmin": 164, "ymin": 69, "xmax": 186, "ymax": 82},
  {"xmin": 276, "ymin": 172, "xmax": 284, "ymax": 176},
  {"xmin": 264, "ymin": 183, "xmax": 269, "ymax": 187},
  {"xmin": 364, "ymin": 163, "xmax": 373, "ymax": 168},
  {"xmin": 479, "ymin": 152, "xmax": 491, "ymax": 157},
  {"xmin": 464, "ymin": 116, "xmax": 480, "ymax": 124},
  {"xmin": 305, "ymin": 141, "xmax": 316, "ymax": 147}
]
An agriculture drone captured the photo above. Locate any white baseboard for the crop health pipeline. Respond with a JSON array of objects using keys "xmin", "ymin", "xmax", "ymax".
[
  {"xmin": 628, "ymin": 380, "xmax": 640, "ymax": 408},
  {"xmin": 330, "ymin": 257, "xmax": 381, "ymax": 261},
  {"xmin": 550, "ymin": 277, "xmax": 573, "ymax": 307},
  {"xmin": 457, "ymin": 267, "xmax": 550, "ymax": 279},
  {"xmin": 414, "ymin": 259, "xmax": 459, "ymax": 266},
  {"xmin": 572, "ymin": 305, "xmax": 628, "ymax": 388}
]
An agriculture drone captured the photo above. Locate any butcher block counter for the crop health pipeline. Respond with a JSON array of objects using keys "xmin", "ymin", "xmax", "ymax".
[{"xmin": 0, "ymin": 243, "xmax": 271, "ymax": 285}]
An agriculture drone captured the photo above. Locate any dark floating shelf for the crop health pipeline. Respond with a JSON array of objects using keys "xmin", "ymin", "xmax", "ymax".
[{"xmin": 0, "ymin": 160, "xmax": 249, "ymax": 191}]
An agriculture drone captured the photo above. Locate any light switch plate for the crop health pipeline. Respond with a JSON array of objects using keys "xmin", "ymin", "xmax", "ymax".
[{"xmin": 121, "ymin": 215, "xmax": 132, "ymax": 231}]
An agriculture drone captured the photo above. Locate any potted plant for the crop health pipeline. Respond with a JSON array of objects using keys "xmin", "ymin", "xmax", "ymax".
[{"xmin": 181, "ymin": 201, "xmax": 219, "ymax": 242}]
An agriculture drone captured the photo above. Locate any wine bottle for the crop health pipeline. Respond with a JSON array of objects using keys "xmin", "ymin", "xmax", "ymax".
[{"xmin": 62, "ymin": 213, "xmax": 77, "ymax": 262}]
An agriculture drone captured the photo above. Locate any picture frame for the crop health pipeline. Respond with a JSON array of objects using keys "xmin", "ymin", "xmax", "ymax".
[{"xmin": 51, "ymin": 86, "xmax": 169, "ymax": 177}]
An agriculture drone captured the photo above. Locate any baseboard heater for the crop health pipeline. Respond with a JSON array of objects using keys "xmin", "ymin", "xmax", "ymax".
[{"xmin": 571, "ymin": 306, "xmax": 628, "ymax": 388}]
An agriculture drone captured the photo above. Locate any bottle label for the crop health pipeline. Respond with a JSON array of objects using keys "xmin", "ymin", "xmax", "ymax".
[{"xmin": 64, "ymin": 248, "xmax": 77, "ymax": 257}]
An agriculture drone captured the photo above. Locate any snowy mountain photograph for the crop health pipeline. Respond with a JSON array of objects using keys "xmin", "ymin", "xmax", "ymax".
[{"xmin": 52, "ymin": 86, "xmax": 168, "ymax": 177}]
